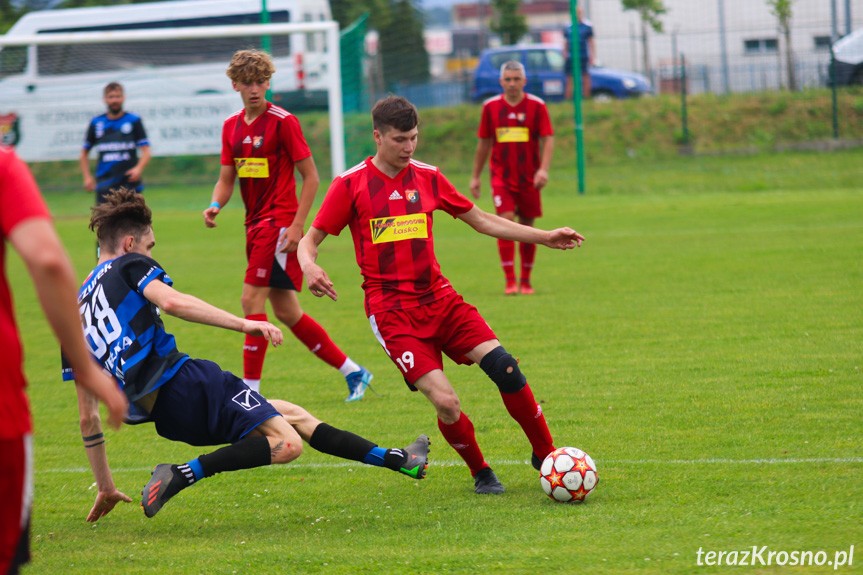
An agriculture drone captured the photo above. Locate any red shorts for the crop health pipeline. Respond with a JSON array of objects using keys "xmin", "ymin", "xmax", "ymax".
[
  {"xmin": 369, "ymin": 293, "xmax": 497, "ymax": 388},
  {"xmin": 0, "ymin": 435, "xmax": 32, "ymax": 575},
  {"xmin": 245, "ymin": 224, "xmax": 303, "ymax": 290},
  {"xmin": 492, "ymin": 185, "xmax": 542, "ymax": 219}
]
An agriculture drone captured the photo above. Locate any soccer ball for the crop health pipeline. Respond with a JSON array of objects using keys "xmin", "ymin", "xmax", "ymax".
[{"xmin": 539, "ymin": 447, "xmax": 598, "ymax": 502}]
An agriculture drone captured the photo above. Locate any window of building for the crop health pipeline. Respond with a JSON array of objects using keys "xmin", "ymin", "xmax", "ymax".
[
  {"xmin": 744, "ymin": 38, "xmax": 779, "ymax": 54},
  {"xmin": 814, "ymin": 35, "xmax": 832, "ymax": 50}
]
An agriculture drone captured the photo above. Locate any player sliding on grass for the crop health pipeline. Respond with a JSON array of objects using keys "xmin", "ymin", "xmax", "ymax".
[
  {"xmin": 298, "ymin": 96, "xmax": 585, "ymax": 495},
  {"xmin": 66, "ymin": 189, "xmax": 429, "ymax": 521}
]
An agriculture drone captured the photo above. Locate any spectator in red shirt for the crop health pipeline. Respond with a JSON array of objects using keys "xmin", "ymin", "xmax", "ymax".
[
  {"xmin": 298, "ymin": 96, "xmax": 585, "ymax": 495},
  {"xmin": 203, "ymin": 50, "xmax": 373, "ymax": 401},
  {"xmin": 471, "ymin": 60, "xmax": 555, "ymax": 295},
  {"xmin": 0, "ymin": 146, "xmax": 127, "ymax": 575}
]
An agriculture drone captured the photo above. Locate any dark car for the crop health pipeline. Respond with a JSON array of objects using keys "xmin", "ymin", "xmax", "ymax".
[
  {"xmin": 831, "ymin": 28, "xmax": 863, "ymax": 85},
  {"xmin": 471, "ymin": 45, "xmax": 652, "ymax": 102}
]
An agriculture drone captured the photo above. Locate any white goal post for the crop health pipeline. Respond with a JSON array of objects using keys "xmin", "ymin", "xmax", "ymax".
[{"xmin": 0, "ymin": 22, "xmax": 345, "ymax": 176}]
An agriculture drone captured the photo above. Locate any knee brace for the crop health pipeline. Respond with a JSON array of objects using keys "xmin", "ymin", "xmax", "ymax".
[{"xmin": 479, "ymin": 346, "xmax": 526, "ymax": 393}]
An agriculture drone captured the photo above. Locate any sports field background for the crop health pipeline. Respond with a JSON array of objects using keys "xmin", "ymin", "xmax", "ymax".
[{"xmin": 9, "ymin": 149, "xmax": 863, "ymax": 573}]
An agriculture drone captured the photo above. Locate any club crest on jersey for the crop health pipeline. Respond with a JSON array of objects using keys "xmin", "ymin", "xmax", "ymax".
[
  {"xmin": 406, "ymin": 190, "xmax": 419, "ymax": 203},
  {"xmin": 253, "ymin": 135, "xmax": 263, "ymax": 149},
  {"xmin": 517, "ymin": 113, "xmax": 526, "ymax": 122},
  {"xmin": 370, "ymin": 213, "xmax": 429, "ymax": 244}
]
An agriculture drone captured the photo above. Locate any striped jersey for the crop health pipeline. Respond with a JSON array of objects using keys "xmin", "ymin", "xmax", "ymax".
[
  {"xmin": 220, "ymin": 102, "xmax": 311, "ymax": 227},
  {"xmin": 83, "ymin": 111, "xmax": 148, "ymax": 193},
  {"xmin": 477, "ymin": 93, "xmax": 553, "ymax": 191},
  {"xmin": 312, "ymin": 157, "xmax": 474, "ymax": 316},
  {"xmin": 0, "ymin": 146, "xmax": 50, "ymax": 438},
  {"xmin": 65, "ymin": 253, "xmax": 188, "ymax": 403}
]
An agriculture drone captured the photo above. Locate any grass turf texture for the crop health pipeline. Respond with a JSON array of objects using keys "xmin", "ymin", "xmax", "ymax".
[{"xmin": 10, "ymin": 150, "xmax": 863, "ymax": 574}]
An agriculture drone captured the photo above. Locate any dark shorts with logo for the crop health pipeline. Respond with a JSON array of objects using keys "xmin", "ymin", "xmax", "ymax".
[{"xmin": 151, "ymin": 359, "xmax": 280, "ymax": 446}]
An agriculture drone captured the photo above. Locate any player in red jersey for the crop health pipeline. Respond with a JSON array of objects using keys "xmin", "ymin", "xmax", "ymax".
[
  {"xmin": 0, "ymin": 146, "xmax": 127, "ymax": 574},
  {"xmin": 470, "ymin": 60, "xmax": 555, "ymax": 295},
  {"xmin": 202, "ymin": 50, "xmax": 373, "ymax": 401},
  {"xmin": 298, "ymin": 96, "xmax": 585, "ymax": 494}
]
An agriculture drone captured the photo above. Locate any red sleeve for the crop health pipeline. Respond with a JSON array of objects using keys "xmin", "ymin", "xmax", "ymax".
[
  {"xmin": 312, "ymin": 177, "xmax": 352, "ymax": 236},
  {"xmin": 283, "ymin": 115, "xmax": 312, "ymax": 163},
  {"xmin": 220, "ymin": 117, "xmax": 234, "ymax": 166},
  {"xmin": 477, "ymin": 101, "xmax": 493, "ymax": 139},
  {"xmin": 0, "ymin": 147, "xmax": 51, "ymax": 238},
  {"xmin": 538, "ymin": 102, "xmax": 554, "ymax": 137},
  {"xmin": 436, "ymin": 171, "xmax": 474, "ymax": 218}
]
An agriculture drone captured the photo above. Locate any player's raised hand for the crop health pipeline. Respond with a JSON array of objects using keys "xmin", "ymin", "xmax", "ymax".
[
  {"xmin": 544, "ymin": 227, "xmax": 585, "ymax": 250},
  {"xmin": 244, "ymin": 320, "xmax": 283, "ymax": 347},
  {"xmin": 86, "ymin": 488, "xmax": 132, "ymax": 522},
  {"xmin": 305, "ymin": 264, "xmax": 338, "ymax": 301}
]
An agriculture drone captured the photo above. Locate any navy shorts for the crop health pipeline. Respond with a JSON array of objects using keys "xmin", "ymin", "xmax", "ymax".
[{"xmin": 150, "ymin": 359, "xmax": 280, "ymax": 446}]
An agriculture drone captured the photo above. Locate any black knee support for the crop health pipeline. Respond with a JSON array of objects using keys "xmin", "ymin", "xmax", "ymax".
[{"xmin": 479, "ymin": 346, "xmax": 526, "ymax": 393}]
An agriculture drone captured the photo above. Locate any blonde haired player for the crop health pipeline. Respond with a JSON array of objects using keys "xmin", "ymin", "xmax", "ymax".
[{"xmin": 203, "ymin": 50, "xmax": 373, "ymax": 400}]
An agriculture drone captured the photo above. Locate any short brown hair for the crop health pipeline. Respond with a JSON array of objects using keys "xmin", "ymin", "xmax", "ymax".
[
  {"xmin": 104, "ymin": 82, "xmax": 123, "ymax": 95},
  {"xmin": 226, "ymin": 49, "xmax": 276, "ymax": 84},
  {"xmin": 372, "ymin": 96, "xmax": 419, "ymax": 134},
  {"xmin": 89, "ymin": 188, "xmax": 152, "ymax": 253}
]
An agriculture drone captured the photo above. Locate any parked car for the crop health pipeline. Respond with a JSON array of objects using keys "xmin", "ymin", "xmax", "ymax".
[
  {"xmin": 830, "ymin": 28, "xmax": 863, "ymax": 86},
  {"xmin": 471, "ymin": 45, "xmax": 653, "ymax": 102}
]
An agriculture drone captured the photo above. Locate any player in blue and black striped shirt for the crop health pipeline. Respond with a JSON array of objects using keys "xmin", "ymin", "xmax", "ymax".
[
  {"xmin": 79, "ymin": 82, "xmax": 151, "ymax": 204},
  {"xmin": 66, "ymin": 189, "xmax": 430, "ymax": 521}
]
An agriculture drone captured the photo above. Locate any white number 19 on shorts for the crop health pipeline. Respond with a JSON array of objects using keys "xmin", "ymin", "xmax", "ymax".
[{"xmin": 395, "ymin": 351, "xmax": 415, "ymax": 373}]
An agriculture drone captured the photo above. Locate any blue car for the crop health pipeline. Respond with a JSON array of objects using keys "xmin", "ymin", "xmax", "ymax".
[{"xmin": 471, "ymin": 45, "xmax": 652, "ymax": 101}]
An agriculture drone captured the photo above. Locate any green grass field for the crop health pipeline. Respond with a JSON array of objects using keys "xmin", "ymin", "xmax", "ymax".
[{"xmin": 10, "ymin": 150, "xmax": 863, "ymax": 574}]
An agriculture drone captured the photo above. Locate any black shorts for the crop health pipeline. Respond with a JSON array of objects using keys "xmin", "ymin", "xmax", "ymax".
[{"xmin": 151, "ymin": 359, "xmax": 280, "ymax": 446}]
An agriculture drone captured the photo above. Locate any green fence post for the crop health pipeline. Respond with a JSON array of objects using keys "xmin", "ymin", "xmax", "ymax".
[
  {"xmin": 570, "ymin": 0, "xmax": 585, "ymax": 194},
  {"xmin": 830, "ymin": 45, "xmax": 839, "ymax": 140},
  {"xmin": 681, "ymin": 53, "xmax": 689, "ymax": 145}
]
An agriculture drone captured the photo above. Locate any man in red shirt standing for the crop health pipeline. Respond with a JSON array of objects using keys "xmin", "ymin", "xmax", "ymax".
[
  {"xmin": 0, "ymin": 146, "xmax": 127, "ymax": 574},
  {"xmin": 203, "ymin": 50, "xmax": 372, "ymax": 401},
  {"xmin": 470, "ymin": 60, "xmax": 555, "ymax": 295},
  {"xmin": 298, "ymin": 96, "xmax": 585, "ymax": 494}
]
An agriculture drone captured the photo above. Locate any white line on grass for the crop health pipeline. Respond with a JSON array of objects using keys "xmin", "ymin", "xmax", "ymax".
[{"xmin": 38, "ymin": 457, "xmax": 863, "ymax": 475}]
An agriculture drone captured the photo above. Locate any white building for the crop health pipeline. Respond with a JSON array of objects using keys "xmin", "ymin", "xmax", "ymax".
[{"xmin": 450, "ymin": 0, "xmax": 863, "ymax": 93}]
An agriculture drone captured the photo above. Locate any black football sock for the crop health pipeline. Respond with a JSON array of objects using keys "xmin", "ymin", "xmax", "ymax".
[
  {"xmin": 197, "ymin": 436, "xmax": 272, "ymax": 477},
  {"xmin": 308, "ymin": 423, "xmax": 378, "ymax": 463}
]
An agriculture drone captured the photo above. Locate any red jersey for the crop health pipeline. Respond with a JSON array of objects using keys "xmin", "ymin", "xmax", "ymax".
[
  {"xmin": 221, "ymin": 102, "xmax": 312, "ymax": 227},
  {"xmin": 477, "ymin": 93, "xmax": 553, "ymax": 191},
  {"xmin": 0, "ymin": 146, "xmax": 51, "ymax": 438},
  {"xmin": 313, "ymin": 157, "xmax": 474, "ymax": 317}
]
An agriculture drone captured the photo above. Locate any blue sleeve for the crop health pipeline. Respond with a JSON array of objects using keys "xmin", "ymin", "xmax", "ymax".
[{"xmin": 118, "ymin": 254, "xmax": 173, "ymax": 294}]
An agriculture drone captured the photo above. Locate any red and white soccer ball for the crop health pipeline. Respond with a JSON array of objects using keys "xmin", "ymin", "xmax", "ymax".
[{"xmin": 539, "ymin": 447, "xmax": 598, "ymax": 502}]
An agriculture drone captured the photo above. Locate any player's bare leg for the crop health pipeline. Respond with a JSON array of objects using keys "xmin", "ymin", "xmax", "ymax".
[
  {"xmin": 516, "ymin": 216, "xmax": 536, "ymax": 294},
  {"xmin": 269, "ymin": 288, "xmax": 373, "ymax": 401},
  {"xmin": 414, "ymin": 370, "xmax": 502, "ymax": 494},
  {"xmin": 497, "ymin": 210, "xmax": 518, "ymax": 295}
]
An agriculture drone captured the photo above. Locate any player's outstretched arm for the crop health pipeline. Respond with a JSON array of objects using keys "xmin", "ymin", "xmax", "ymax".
[
  {"xmin": 10, "ymin": 218, "xmax": 128, "ymax": 428},
  {"xmin": 298, "ymin": 227, "xmax": 339, "ymax": 301},
  {"xmin": 457, "ymin": 205, "xmax": 584, "ymax": 249},
  {"xmin": 203, "ymin": 165, "xmax": 237, "ymax": 228},
  {"xmin": 75, "ymin": 383, "xmax": 133, "ymax": 522},
  {"xmin": 141, "ymin": 279, "xmax": 284, "ymax": 346}
]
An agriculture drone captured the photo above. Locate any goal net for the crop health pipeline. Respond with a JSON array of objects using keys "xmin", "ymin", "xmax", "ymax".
[{"xmin": 0, "ymin": 21, "xmax": 346, "ymax": 176}]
